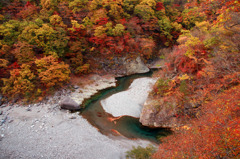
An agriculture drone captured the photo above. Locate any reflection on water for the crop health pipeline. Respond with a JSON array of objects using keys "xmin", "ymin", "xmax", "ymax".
[{"xmin": 80, "ymin": 72, "xmax": 171, "ymax": 143}]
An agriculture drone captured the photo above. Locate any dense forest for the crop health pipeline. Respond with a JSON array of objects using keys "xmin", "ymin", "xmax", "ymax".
[{"xmin": 0, "ymin": 0, "xmax": 239, "ymax": 158}]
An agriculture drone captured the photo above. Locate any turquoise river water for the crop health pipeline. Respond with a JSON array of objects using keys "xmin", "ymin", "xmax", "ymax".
[{"xmin": 81, "ymin": 72, "xmax": 171, "ymax": 143}]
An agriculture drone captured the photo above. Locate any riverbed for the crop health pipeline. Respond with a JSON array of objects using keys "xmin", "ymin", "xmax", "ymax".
[
  {"xmin": 0, "ymin": 72, "xmax": 169, "ymax": 158},
  {"xmin": 0, "ymin": 96, "xmax": 153, "ymax": 159},
  {"xmin": 81, "ymin": 72, "xmax": 171, "ymax": 143}
]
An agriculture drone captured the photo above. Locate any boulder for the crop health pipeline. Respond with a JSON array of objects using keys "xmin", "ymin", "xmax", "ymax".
[
  {"xmin": 60, "ymin": 97, "xmax": 80, "ymax": 110},
  {"xmin": 124, "ymin": 57, "xmax": 149, "ymax": 75},
  {"xmin": 0, "ymin": 94, "xmax": 2, "ymax": 106},
  {"xmin": 73, "ymin": 85, "xmax": 79, "ymax": 89}
]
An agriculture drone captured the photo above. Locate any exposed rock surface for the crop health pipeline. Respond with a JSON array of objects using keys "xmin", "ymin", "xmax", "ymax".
[
  {"xmin": 147, "ymin": 58, "xmax": 165, "ymax": 69},
  {"xmin": 140, "ymin": 96, "xmax": 181, "ymax": 128},
  {"xmin": 98, "ymin": 56, "xmax": 150, "ymax": 76},
  {"xmin": 60, "ymin": 97, "xmax": 80, "ymax": 110},
  {"xmin": 70, "ymin": 74, "xmax": 116, "ymax": 107},
  {"xmin": 124, "ymin": 57, "xmax": 149, "ymax": 75},
  {"xmin": 146, "ymin": 47, "xmax": 172, "ymax": 69},
  {"xmin": 101, "ymin": 77, "xmax": 156, "ymax": 118}
]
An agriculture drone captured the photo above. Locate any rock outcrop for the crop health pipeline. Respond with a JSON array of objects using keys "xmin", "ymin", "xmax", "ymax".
[
  {"xmin": 98, "ymin": 56, "xmax": 150, "ymax": 76},
  {"xmin": 124, "ymin": 57, "xmax": 149, "ymax": 75},
  {"xmin": 140, "ymin": 96, "xmax": 181, "ymax": 128}
]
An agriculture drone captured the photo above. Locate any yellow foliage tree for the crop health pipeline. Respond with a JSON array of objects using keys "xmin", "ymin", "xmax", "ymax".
[
  {"xmin": 134, "ymin": 4, "xmax": 155, "ymax": 21},
  {"xmin": 69, "ymin": 0, "xmax": 88, "ymax": 14},
  {"xmin": 49, "ymin": 15, "xmax": 67, "ymax": 28},
  {"xmin": 94, "ymin": 26, "xmax": 107, "ymax": 37},
  {"xmin": 19, "ymin": 23, "xmax": 69, "ymax": 57},
  {"xmin": 140, "ymin": 0, "xmax": 156, "ymax": 8},
  {"xmin": 0, "ymin": 59, "xmax": 9, "ymax": 68},
  {"xmin": 40, "ymin": 0, "xmax": 57, "ymax": 10}
]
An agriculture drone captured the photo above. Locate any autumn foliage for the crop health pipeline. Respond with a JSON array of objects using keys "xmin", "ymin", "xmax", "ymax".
[
  {"xmin": 148, "ymin": 1, "xmax": 240, "ymax": 158},
  {"xmin": 0, "ymin": 0, "xmax": 239, "ymax": 157},
  {"xmin": 35, "ymin": 56, "xmax": 70, "ymax": 88},
  {"xmin": 153, "ymin": 85, "xmax": 240, "ymax": 158}
]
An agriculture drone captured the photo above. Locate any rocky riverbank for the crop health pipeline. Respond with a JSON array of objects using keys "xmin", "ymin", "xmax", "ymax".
[
  {"xmin": 61, "ymin": 74, "xmax": 117, "ymax": 110},
  {"xmin": 0, "ymin": 102, "xmax": 152, "ymax": 159},
  {"xmin": 0, "ymin": 74, "xmax": 153, "ymax": 159},
  {"xmin": 0, "ymin": 57, "xmax": 166, "ymax": 158}
]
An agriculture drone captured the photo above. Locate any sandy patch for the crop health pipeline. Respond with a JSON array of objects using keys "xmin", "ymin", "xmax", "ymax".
[{"xmin": 101, "ymin": 77, "xmax": 156, "ymax": 118}]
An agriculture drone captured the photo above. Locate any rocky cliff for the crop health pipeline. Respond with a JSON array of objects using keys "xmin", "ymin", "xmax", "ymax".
[{"xmin": 139, "ymin": 95, "xmax": 183, "ymax": 128}]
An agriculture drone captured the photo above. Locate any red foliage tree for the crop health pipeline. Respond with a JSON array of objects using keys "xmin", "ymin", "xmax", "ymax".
[
  {"xmin": 17, "ymin": 1, "xmax": 40, "ymax": 20},
  {"xmin": 156, "ymin": 2, "xmax": 164, "ymax": 11},
  {"xmin": 96, "ymin": 17, "xmax": 108, "ymax": 25}
]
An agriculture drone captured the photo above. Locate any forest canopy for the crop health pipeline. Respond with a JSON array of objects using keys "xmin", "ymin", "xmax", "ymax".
[
  {"xmin": 0, "ymin": 0, "xmax": 193, "ymax": 100},
  {"xmin": 0, "ymin": 0, "xmax": 239, "ymax": 158}
]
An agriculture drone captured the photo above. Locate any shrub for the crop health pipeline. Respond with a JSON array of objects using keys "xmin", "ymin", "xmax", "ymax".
[
  {"xmin": 75, "ymin": 63, "xmax": 90, "ymax": 74},
  {"xmin": 126, "ymin": 145, "xmax": 157, "ymax": 159},
  {"xmin": 153, "ymin": 78, "xmax": 170, "ymax": 96}
]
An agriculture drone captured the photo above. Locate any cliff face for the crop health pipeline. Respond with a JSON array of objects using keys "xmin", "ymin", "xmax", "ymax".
[
  {"xmin": 139, "ymin": 96, "xmax": 182, "ymax": 128},
  {"xmin": 97, "ymin": 56, "xmax": 150, "ymax": 77}
]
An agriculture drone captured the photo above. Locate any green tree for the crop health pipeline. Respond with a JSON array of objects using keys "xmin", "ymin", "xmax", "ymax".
[
  {"xmin": 181, "ymin": 7, "xmax": 206, "ymax": 29},
  {"xmin": 157, "ymin": 16, "xmax": 182, "ymax": 46}
]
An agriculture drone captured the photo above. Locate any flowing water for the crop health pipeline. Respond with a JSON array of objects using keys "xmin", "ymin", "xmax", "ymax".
[{"xmin": 81, "ymin": 72, "xmax": 171, "ymax": 143}]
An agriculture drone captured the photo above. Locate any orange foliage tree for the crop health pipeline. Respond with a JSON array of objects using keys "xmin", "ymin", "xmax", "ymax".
[
  {"xmin": 35, "ymin": 56, "xmax": 71, "ymax": 88},
  {"xmin": 153, "ymin": 85, "xmax": 240, "ymax": 159},
  {"xmin": 1, "ymin": 64, "xmax": 35, "ymax": 98}
]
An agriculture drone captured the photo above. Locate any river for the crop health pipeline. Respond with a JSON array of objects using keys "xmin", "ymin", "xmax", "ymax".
[{"xmin": 80, "ymin": 72, "xmax": 171, "ymax": 143}]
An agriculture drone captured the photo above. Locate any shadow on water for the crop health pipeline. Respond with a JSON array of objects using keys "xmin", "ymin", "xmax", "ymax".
[{"xmin": 80, "ymin": 71, "xmax": 172, "ymax": 143}]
